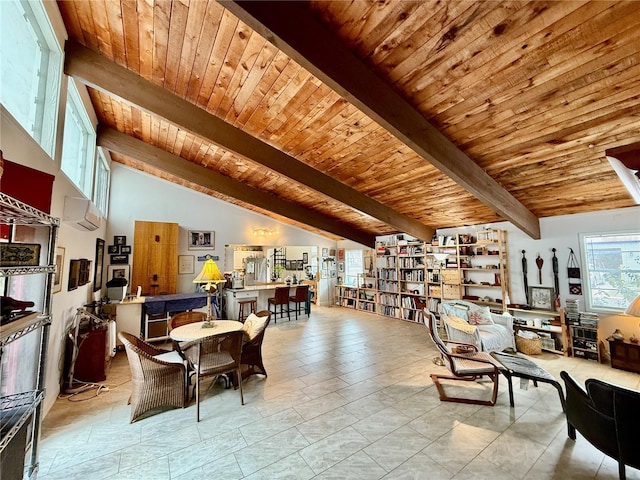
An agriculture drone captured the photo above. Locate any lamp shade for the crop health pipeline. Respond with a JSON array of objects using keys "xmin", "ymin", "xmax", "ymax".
[
  {"xmin": 193, "ymin": 259, "xmax": 225, "ymax": 287},
  {"xmin": 625, "ymin": 294, "xmax": 640, "ymax": 317}
]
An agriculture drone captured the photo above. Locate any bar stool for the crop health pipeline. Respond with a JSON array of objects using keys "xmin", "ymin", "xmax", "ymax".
[{"xmin": 238, "ymin": 299, "xmax": 257, "ymax": 323}]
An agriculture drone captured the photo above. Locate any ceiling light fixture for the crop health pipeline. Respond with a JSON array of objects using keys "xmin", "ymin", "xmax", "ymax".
[{"xmin": 252, "ymin": 228, "xmax": 278, "ymax": 237}]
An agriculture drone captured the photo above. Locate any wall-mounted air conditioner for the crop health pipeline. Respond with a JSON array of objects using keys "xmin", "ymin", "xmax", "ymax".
[{"xmin": 63, "ymin": 196, "xmax": 102, "ymax": 231}]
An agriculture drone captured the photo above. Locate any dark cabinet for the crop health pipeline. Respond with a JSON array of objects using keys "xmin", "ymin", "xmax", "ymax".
[{"xmin": 609, "ymin": 340, "xmax": 640, "ymax": 374}]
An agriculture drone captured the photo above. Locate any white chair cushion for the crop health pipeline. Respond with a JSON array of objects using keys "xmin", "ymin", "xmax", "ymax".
[
  {"xmin": 153, "ymin": 350, "xmax": 185, "ymax": 365},
  {"xmin": 242, "ymin": 313, "xmax": 269, "ymax": 341}
]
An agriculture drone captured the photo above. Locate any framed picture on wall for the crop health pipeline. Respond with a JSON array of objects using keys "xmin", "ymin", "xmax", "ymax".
[
  {"xmin": 111, "ymin": 254, "xmax": 128, "ymax": 265},
  {"xmin": 93, "ymin": 238, "xmax": 105, "ymax": 292},
  {"xmin": 178, "ymin": 255, "xmax": 195, "ymax": 275},
  {"xmin": 303, "ymin": 252, "xmax": 308, "ymax": 264},
  {"xmin": 53, "ymin": 246, "xmax": 65, "ymax": 294},
  {"xmin": 188, "ymin": 230, "xmax": 215, "ymax": 250},
  {"xmin": 120, "ymin": 245, "xmax": 132, "ymax": 254},
  {"xmin": 107, "ymin": 264, "xmax": 130, "ymax": 285},
  {"xmin": 338, "ymin": 248, "xmax": 345, "ymax": 261},
  {"xmin": 107, "ymin": 245, "xmax": 119, "ymax": 254},
  {"xmin": 114, "ymin": 235, "xmax": 126, "ymax": 246},
  {"xmin": 529, "ymin": 286, "xmax": 555, "ymax": 311}
]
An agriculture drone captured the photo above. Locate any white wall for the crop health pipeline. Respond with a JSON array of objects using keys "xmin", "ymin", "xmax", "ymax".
[{"xmin": 107, "ymin": 163, "xmax": 337, "ymax": 299}]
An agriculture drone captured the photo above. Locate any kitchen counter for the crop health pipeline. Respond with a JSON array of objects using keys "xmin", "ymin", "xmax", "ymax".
[{"xmin": 225, "ymin": 283, "xmax": 309, "ymax": 320}]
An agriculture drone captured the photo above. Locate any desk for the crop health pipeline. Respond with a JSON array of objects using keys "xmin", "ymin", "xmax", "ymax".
[{"xmin": 491, "ymin": 351, "xmax": 565, "ymax": 411}]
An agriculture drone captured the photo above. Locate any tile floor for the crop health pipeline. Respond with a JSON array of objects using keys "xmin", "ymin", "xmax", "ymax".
[{"xmin": 39, "ymin": 306, "xmax": 640, "ymax": 479}]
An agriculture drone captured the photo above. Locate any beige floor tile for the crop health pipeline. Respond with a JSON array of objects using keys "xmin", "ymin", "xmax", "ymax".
[{"xmin": 38, "ymin": 305, "xmax": 640, "ymax": 479}]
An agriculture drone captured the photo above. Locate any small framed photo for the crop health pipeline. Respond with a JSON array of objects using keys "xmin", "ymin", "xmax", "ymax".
[
  {"xmin": 114, "ymin": 235, "xmax": 126, "ymax": 246},
  {"xmin": 107, "ymin": 245, "xmax": 119, "ymax": 254},
  {"xmin": 53, "ymin": 246, "xmax": 65, "ymax": 294},
  {"xmin": 93, "ymin": 239, "xmax": 105, "ymax": 292},
  {"xmin": 120, "ymin": 245, "xmax": 132, "ymax": 254},
  {"xmin": 111, "ymin": 254, "xmax": 129, "ymax": 265},
  {"xmin": 338, "ymin": 248, "xmax": 345, "ymax": 261},
  {"xmin": 322, "ymin": 248, "xmax": 328, "ymax": 258},
  {"xmin": 529, "ymin": 286, "xmax": 556, "ymax": 311},
  {"xmin": 178, "ymin": 255, "xmax": 195, "ymax": 275},
  {"xmin": 188, "ymin": 230, "xmax": 215, "ymax": 250},
  {"xmin": 107, "ymin": 264, "xmax": 130, "ymax": 284},
  {"xmin": 338, "ymin": 262, "xmax": 345, "ymax": 273},
  {"xmin": 303, "ymin": 252, "xmax": 309, "ymax": 264},
  {"xmin": 296, "ymin": 260, "xmax": 304, "ymax": 270}
]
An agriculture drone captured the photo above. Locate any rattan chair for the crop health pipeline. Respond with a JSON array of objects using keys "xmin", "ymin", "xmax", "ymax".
[
  {"xmin": 425, "ymin": 309, "xmax": 502, "ymax": 406},
  {"xmin": 118, "ymin": 332, "xmax": 188, "ymax": 423},
  {"xmin": 184, "ymin": 330, "xmax": 244, "ymax": 421},
  {"xmin": 268, "ymin": 286, "xmax": 291, "ymax": 322},
  {"xmin": 289, "ymin": 285, "xmax": 309, "ymax": 320},
  {"xmin": 241, "ymin": 310, "xmax": 271, "ymax": 379}
]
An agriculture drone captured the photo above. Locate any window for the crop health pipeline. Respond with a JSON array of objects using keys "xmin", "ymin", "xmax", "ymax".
[
  {"xmin": 60, "ymin": 81, "xmax": 96, "ymax": 197},
  {"xmin": 0, "ymin": 0, "xmax": 61, "ymax": 155},
  {"xmin": 582, "ymin": 233, "xmax": 640, "ymax": 312},
  {"xmin": 93, "ymin": 148, "xmax": 110, "ymax": 216}
]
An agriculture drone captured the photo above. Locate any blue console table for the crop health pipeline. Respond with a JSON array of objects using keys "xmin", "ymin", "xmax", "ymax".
[{"xmin": 143, "ymin": 292, "xmax": 216, "ymax": 341}]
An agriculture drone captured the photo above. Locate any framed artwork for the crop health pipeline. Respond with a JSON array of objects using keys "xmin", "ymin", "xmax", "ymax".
[
  {"xmin": 53, "ymin": 246, "xmax": 65, "ymax": 294},
  {"xmin": 107, "ymin": 245, "xmax": 119, "ymax": 254},
  {"xmin": 338, "ymin": 262, "xmax": 345, "ymax": 273},
  {"xmin": 79, "ymin": 259, "xmax": 91, "ymax": 286},
  {"xmin": 296, "ymin": 260, "xmax": 304, "ymax": 270},
  {"xmin": 338, "ymin": 248, "xmax": 345, "ymax": 261},
  {"xmin": 529, "ymin": 286, "xmax": 556, "ymax": 311},
  {"xmin": 188, "ymin": 230, "xmax": 215, "ymax": 250},
  {"xmin": 93, "ymin": 239, "xmax": 105, "ymax": 292},
  {"xmin": 303, "ymin": 252, "xmax": 308, "ymax": 264},
  {"xmin": 114, "ymin": 235, "xmax": 126, "ymax": 246},
  {"xmin": 178, "ymin": 255, "xmax": 195, "ymax": 275},
  {"xmin": 120, "ymin": 245, "xmax": 132, "ymax": 254},
  {"xmin": 107, "ymin": 264, "xmax": 130, "ymax": 284},
  {"xmin": 329, "ymin": 249, "xmax": 336, "ymax": 257},
  {"xmin": 0, "ymin": 243, "xmax": 40, "ymax": 267},
  {"xmin": 322, "ymin": 248, "xmax": 328, "ymax": 258},
  {"xmin": 68, "ymin": 259, "xmax": 80, "ymax": 291},
  {"xmin": 110, "ymin": 254, "xmax": 129, "ymax": 265}
]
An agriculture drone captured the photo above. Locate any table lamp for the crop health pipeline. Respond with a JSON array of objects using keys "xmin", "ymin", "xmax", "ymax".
[
  {"xmin": 193, "ymin": 258, "xmax": 225, "ymax": 328},
  {"xmin": 625, "ymin": 294, "xmax": 640, "ymax": 317}
]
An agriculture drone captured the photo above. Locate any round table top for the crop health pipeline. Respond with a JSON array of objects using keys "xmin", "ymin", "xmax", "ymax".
[{"xmin": 169, "ymin": 320, "xmax": 243, "ymax": 342}]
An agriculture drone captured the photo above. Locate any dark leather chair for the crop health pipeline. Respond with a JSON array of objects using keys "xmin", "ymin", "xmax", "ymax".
[
  {"xmin": 561, "ymin": 370, "xmax": 640, "ymax": 479},
  {"xmin": 268, "ymin": 286, "xmax": 290, "ymax": 322},
  {"xmin": 289, "ymin": 284, "xmax": 309, "ymax": 320}
]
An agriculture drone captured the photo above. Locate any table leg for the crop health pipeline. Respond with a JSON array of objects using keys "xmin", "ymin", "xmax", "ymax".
[
  {"xmin": 505, "ymin": 373, "xmax": 515, "ymax": 407},
  {"xmin": 196, "ymin": 343, "xmax": 201, "ymax": 422}
]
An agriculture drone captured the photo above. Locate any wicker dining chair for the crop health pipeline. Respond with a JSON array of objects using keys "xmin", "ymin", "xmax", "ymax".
[
  {"xmin": 118, "ymin": 332, "xmax": 188, "ymax": 423},
  {"xmin": 425, "ymin": 309, "xmax": 502, "ymax": 406},
  {"xmin": 168, "ymin": 311, "xmax": 206, "ymax": 353},
  {"xmin": 183, "ymin": 329, "xmax": 244, "ymax": 421},
  {"xmin": 241, "ymin": 310, "xmax": 271, "ymax": 379}
]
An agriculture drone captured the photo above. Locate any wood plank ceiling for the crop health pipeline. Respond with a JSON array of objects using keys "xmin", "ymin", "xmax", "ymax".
[{"xmin": 57, "ymin": 0, "xmax": 640, "ymax": 244}]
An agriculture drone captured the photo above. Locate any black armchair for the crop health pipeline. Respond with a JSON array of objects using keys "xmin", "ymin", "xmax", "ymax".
[{"xmin": 561, "ymin": 370, "xmax": 640, "ymax": 479}]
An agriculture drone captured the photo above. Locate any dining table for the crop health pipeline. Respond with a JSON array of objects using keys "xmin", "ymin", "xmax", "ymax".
[{"xmin": 169, "ymin": 320, "xmax": 243, "ymax": 420}]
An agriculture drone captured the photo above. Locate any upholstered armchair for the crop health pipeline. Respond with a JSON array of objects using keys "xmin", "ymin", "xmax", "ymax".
[
  {"xmin": 440, "ymin": 300, "xmax": 515, "ymax": 352},
  {"xmin": 561, "ymin": 371, "xmax": 640, "ymax": 479}
]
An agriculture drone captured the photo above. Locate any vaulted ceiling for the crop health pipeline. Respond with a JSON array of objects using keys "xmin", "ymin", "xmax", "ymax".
[{"xmin": 57, "ymin": 0, "xmax": 640, "ymax": 245}]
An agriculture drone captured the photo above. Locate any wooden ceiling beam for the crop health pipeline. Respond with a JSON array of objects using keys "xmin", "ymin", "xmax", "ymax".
[
  {"xmin": 97, "ymin": 126, "xmax": 376, "ymax": 246},
  {"xmin": 64, "ymin": 39, "xmax": 433, "ymax": 242},
  {"xmin": 219, "ymin": 0, "xmax": 541, "ymax": 239}
]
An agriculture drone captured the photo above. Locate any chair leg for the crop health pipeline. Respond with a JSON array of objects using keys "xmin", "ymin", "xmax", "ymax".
[
  {"xmin": 619, "ymin": 461, "xmax": 626, "ymax": 480},
  {"xmin": 237, "ymin": 367, "xmax": 244, "ymax": 405},
  {"xmin": 430, "ymin": 373, "xmax": 499, "ymax": 406},
  {"xmin": 568, "ymin": 422, "xmax": 576, "ymax": 440}
]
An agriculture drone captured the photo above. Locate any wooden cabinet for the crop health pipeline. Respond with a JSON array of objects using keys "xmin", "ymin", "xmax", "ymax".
[
  {"xmin": 131, "ymin": 221, "xmax": 178, "ymax": 296},
  {"xmin": 609, "ymin": 340, "xmax": 640, "ymax": 373}
]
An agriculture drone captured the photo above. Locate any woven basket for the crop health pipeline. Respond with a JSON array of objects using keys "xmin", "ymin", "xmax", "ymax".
[{"xmin": 515, "ymin": 333, "xmax": 542, "ymax": 355}]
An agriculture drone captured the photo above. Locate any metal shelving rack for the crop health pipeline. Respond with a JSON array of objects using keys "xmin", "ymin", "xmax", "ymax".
[{"xmin": 0, "ymin": 192, "xmax": 59, "ymax": 479}]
